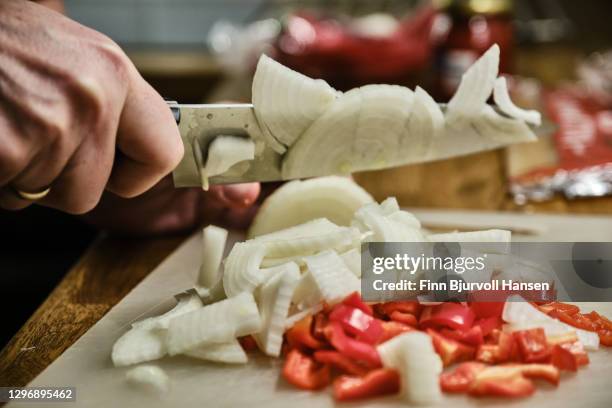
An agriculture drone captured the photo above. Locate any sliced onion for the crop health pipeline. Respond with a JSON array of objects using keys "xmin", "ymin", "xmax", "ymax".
[
  {"xmin": 198, "ymin": 225, "xmax": 228, "ymax": 288},
  {"xmin": 447, "ymin": 44, "xmax": 500, "ymax": 120},
  {"xmin": 125, "ymin": 365, "xmax": 170, "ymax": 393},
  {"xmin": 304, "ymin": 250, "xmax": 360, "ymax": 304},
  {"xmin": 340, "ymin": 248, "xmax": 361, "ymax": 278},
  {"xmin": 260, "ymin": 226, "xmax": 361, "ymax": 259},
  {"xmin": 493, "ymin": 76, "xmax": 541, "ymax": 126},
  {"xmin": 254, "ymin": 262, "xmax": 300, "ymax": 356},
  {"xmin": 222, "ymin": 242, "xmax": 267, "ymax": 297},
  {"xmin": 252, "ymin": 54, "xmax": 337, "ymax": 150},
  {"xmin": 353, "ymin": 201, "xmax": 426, "ymax": 242},
  {"xmin": 184, "ymin": 338, "xmax": 248, "ymax": 364},
  {"xmin": 112, "ymin": 328, "xmax": 167, "ymax": 367},
  {"xmin": 474, "ymin": 105, "xmax": 537, "ymax": 143},
  {"xmin": 166, "ymin": 292, "xmax": 261, "ymax": 355},
  {"xmin": 199, "ymin": 136, "xmax": 255, "ymax": 190},
  {"xmin": 132, "ymin": 293, "xmax": 203, "ymax": 331},
  {"xmin": 291, "ymin": 271, "xmax": 322, "ymax": 310},
  {"xmin": 248, "ymin": 176, "xmax": 374, "ymax": 238}
]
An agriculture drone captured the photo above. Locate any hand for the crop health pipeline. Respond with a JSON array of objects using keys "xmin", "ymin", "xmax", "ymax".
[
  {"xmin": 0, "ymin": 0, "xmax": 183, "ymax": 213},
  {"xmin": 81, "ymin": 178, "xmax": 261, "ymax": 236}
]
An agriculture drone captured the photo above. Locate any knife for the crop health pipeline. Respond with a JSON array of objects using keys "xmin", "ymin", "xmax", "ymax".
[{"xmin": 168, "ymin": 101, "xmax": 552, "ymax": 188}]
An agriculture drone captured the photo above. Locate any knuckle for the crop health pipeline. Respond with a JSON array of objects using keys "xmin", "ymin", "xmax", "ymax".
[
  {"xmin": 0, "ymin": 144, "xmax": 28, "ymax": 183},
  {"xmin": 62, "ymin": 194, "xmax": 101, "ymax": 215}
]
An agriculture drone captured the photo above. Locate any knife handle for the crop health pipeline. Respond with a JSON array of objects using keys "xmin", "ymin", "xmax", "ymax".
[{"xmin": 164, "ymin": 99, "xmax": 181, "ymax": 124}]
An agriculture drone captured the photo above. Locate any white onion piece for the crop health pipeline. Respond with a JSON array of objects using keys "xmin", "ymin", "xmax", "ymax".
[
  {"xmin": 304, "ymin": 250, "xmax": 360, "ymax": 304},
  {"xmin": 377, "ymin": 332, "xmax": 442, "ymax": 404},
  {"xmin": 261, "ymin": 226, "xmax": 361, "ymax": 259},
  {"xmin": 248, "ymin": 176, "xmax": 374, "ymax": 238},
  {"xmin": 199, "ymin": 225, "xmax": 228, "ymax": 288},
  {"xmin": 166, "ymin": 292, "xmax": 261, "ymax": 355},
  {"xmin": 447, "ymin": 44, "xmax": 500, "ymax": 120},
  {"xmin": 285, "ymin": 304, "xmax": 324, "ymax": 329},
  {"xmin": 200, "ymin": 136, "xmax": 255, "ymax": 190},
  {"xmin": 112, "ymin": 328, "xmax": 167, "ymax": 367},
  {"xmin": 354, "ymin": 203, "xmax": 426, "ymax": 242},
  {"xmin": 132, "ymin": 293, "xmax": 203, "ymax": 331},
  {"xmin": 340, "ymin": 248, "xmax": 361, "ymax": 277},
  {"xmin": 254, "ymin": 262, "xmax": 300, "ymax": 356},
  {"xmin": 125, "ymin": 365, "xmax": 169, "ymax": 393},
  {"xmin": 378, "ymin": 197, "xmax": 401, "ymax": 214},
  {"xmin": 223, "ymin": 242, "xmax": 267, "ymax": 297},
  {"xmin": 473, "ymin": 105, "xmax": 537, "ymax": 143},
  {"xmin": 252, "ymin": 54, "xmax": 337, "ymax": 149},
  {"xmin": 493, "ymin": 76, "xmax": 541, "ymax": 126},
  {"xmin": 253, "ymin": 218, "xmax": 341, "ymax": 242},
  {"xmin": 184, "ymin": 338, "xmax": 247, "ymax": 364},
  {"xmin": 291, "ymin": 271, "xmax": 323, "ymax": 310}
]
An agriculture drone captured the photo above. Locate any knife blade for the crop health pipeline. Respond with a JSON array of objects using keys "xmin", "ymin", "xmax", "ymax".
[{"xmin": 169, "ymin": 101, "xmax": 552, "ymax": 188}]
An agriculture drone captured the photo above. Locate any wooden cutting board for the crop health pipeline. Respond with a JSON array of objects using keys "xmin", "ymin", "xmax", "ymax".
[{"xmin": 15, "ymin": 211, "xmax": 612, "ymax": 408}]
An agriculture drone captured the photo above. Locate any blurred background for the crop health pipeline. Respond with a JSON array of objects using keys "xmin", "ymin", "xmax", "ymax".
[{"xmin": 2, "ymin": 0, "xmax": 612, "ymax": 348}]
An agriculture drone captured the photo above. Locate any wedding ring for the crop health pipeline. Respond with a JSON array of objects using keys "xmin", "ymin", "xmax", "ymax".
[{"xmin": 13, "ymin": 186, "xmax": 51, "ymax": 201}]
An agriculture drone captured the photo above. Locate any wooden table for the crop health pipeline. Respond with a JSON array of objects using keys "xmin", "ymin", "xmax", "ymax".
[{"xmin": 2, "ymin": 46, "xmax": 612, "ymax": 389}]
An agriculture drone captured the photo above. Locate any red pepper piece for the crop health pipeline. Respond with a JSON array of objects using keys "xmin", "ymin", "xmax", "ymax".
[
  {"xmin": 375, "ymin": 301, "xmax": 421, "ymax": 317},
  {"xmin": 515, "ymin": 364, "xmax": 560, "ymax": 385},
  {"xmin": 469, "ymin": 372, "xmax": 535, "ymax": 398},
  {"xmin": 238, "ymin": 335, "xmax": 258, "ymax": 352},
  {"xmin": 379, "ymin": 320, "xmax": 413, "ymax": 343},
  {"xmin": 440, "ymin": 325, "xmax": 484, "ymax": 347},
  {"xmin": 427, "ymin": 329, "xmax": 475, "ymax": 367},
  {"xmin": 476, "ymin": 332, "xmax": 517, "ymax": 364},
  {"xmin": 440, "ymin": 362, "xmax": 486, "ymax": 393},
  {"xmin": 329, "ymin": 305, "xmax": 383, "ymax": 344},
  {"xmin": 474, "ymin": 317, "xmax": 502, "ymax": 337},
  {"xmin": 325, "ymin": 321, "xmax": 382, "ymax": 367},
  {"xmin": 342, "ymin": 292, "xmax": 373, "ymax": 316},
  {"xmin": 389, "ymin": 311, "xmax": 418, "ymax": 327},
  {"xmin": 540, "ymin": 302, "xmax": 580, "ymax": 316},
  {"xmin": 313, "ymin": 350, "xmax": 369, "ymax": 376},
  {"xmin": 282, "ymin": 349, "xmax": 331, "ymax": 390},
  {"xmin": 312, "ymin": 313, "xmax": 328, "ymax": 341},
  {"xmin": 333, "ymin": 368, "xmax": 400, "ymax": 401},
  {"xmin": 549, "ymin": 309, "xmax": 597, "ymax": 332},
  {"xmin": 551, "ymin": 344, "xmax": 578, "ymax": 371},
  {"xmin": 286, "ymin": 315, "xmax": 326, "ymax": 351},
  {"xmin": 420, "ymin": 303, "xmax": 475, "ymax": 331},
  {"xmin": 513, "ymin": 328, "xmax": 551, "ymax": 363}
]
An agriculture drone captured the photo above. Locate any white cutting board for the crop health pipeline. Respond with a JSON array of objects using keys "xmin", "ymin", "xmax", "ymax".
[{"xmin": 17, "ymin": 210, "xmax": 612, "ymax": 408}]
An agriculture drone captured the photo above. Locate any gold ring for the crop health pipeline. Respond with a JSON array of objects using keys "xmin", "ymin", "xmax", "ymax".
[{"xmin": 13, "ymin": 186, "xmax": 51, "ymax": 201}]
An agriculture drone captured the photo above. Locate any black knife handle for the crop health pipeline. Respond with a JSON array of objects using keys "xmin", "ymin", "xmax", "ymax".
[{"xmin": 164, "ymin": 99, "xmax": 181, "ymax": 124}]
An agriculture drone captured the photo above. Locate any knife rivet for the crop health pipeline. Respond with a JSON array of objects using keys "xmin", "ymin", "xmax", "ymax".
[{"xmin": 206, "ymin": 113, "xmax": 213, "ymax": 120}]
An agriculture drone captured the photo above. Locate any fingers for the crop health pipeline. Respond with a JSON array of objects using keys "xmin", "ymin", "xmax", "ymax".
[
  {"xmin": 208, "ymin": 183, "xmax": 261, "ymax": 209},
  {"xmin": 106, "ymin": 71, "xmax": 183, "ymax": 198}
]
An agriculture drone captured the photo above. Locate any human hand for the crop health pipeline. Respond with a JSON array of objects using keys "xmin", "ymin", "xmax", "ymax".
[{"xmin": 0, "ymin": 0, "xmax": 183, "ymax": 213}]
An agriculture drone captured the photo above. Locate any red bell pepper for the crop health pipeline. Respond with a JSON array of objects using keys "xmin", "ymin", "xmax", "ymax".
[
  {"xmin": 598, "ymin": 330, "xmax": 612, "ymax": 346},
  {"xmin": 282, "ymin": 349, "xmax": 331, "ymax": 390},
  {"xmin": 379, "ymin": 320, "xmax": 413, "ymax": 343},
  {"xmin": 427, "ymin": 329, "xmax": 475, "ymax": 367},
  {"xmin": 389, "ymin": 311, "xmax": 418, "ymax": 327},
  {"xmin": 539, "ymin": 302, "xmax": 580, "ymax": 316},
  {"xmin": 468, "ymin": 289, "xmax": 509, "ymax": 318},
  {"xmin": 514, "ymin": 364, "xmax": 560, "ymax": 385},
  {"xmin": 374, "ymin": 300, "xmax": 420, "ymax": 317},
  {"xmin": 440, "ymin": 362, "xmax": 486, "ymax": 393},
  {"xmin": 549, "ymin": 309, "xmax": 596, "ymax": 332},
  {"xmin": 440, "ymin": 325, "xmax": 484, "ymax": 347},
  {"xmin": 420, "ymin": 303, "xmax": 475, "ymax": 331},
  {"xmin": 313, "ymin": 350, "xmax": 369, "ymax": 376},
  {"xmin": 312, "ymin": 313, "xmax": 328, "ymax": 341},
  {"xmin": 286, "ymin": 315, "xmax": 326, "ymax": 351},
  {"xmin": 325, "ymin": 321, "xmax": 382, "ymax": 367},
  {"xmin": 329, "ymin": 305, "xmax": 383, "ymax": 344},
  {"xmin": 333, "ymin": 368, "xmax": 400, "ymax": 401},
  {"xmin": 238, "ymin": 335, "xmax": 258, "ymax": 352},
  {"xmin": 551, "ymin": 344, "xmax": 578, "ymax": 371},
  {"xmin": 474, "ymin": 317, "xmax": 502, "ymax": 337},
  {"xmin": 342, "ymin": 292, "xmax": 373, "ymax": 316},
  {"xmin": 513, "ymin": 328, "xmax": 551, "ymax": 363},
  {"xmin": 470, "ymin": 371, "xmax": 535, "ymax": 398},
  {"xmin": 476, "ymin": 332, "xmax": 517, "ymax": 364}
]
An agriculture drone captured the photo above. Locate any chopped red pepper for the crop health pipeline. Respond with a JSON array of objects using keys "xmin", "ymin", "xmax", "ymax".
[
  {"xmin": 342, "ymin": 292, "xmax": 373, "ymax": 316},
  {"xmin": 549, "ymin": 309, "xmax": 597, "ymax": 332},
  {"xmin": 598, "ymin": 330, "xmax": 612, "ymax": 346},
  {"xmin": 312, "ymin": 313, "xmax": 328, "ymax": 341},
  {"xmin": 427, "ymin": 329, "xmax": 476, "ymax": 367},
  {"xmin": 440, "ymin": 325, "xmax": 484, "ymax": 347},
  {"xmin": 474, "ymin": 317, "xmax": 502, "ymax": 337},
  {"xmin": 470, "ymin": 371, "xmax": 535, "ymax": 398},
  {"xmin": 513, "ymin": 328, "xmax": 551, "ymax": 363},
  {"xmin": 379, "ymin": 320, "xmax": 414, "ymax": 343},
  {"xmin": 333, "ymin": 369, "xmax": 400, "ymax": 401},
  {"xmin": 514, "ymin": 364, "xmax": 560, "ymax": 385},
  {"xmin": 389, "ymin": 311, "xmax": 418, "ymax": 327},
  {"xmin": 476, "ymin": 332, "xmax": 517, "ymax": 364},
  {"xmin": 238, "ymin": 335, "xmax": 258, "ymax": 352},
  {"xmin": 539, "ymin": 302, "xmax": 580, "ymax": 316},
  {"xmin": 551, "ymin": 344, "xmax": 578, "ymax": 371},
  {"xmin": 313, "ymin": 350, "xmax": 369, "ymax": 376},
  {"xmin": 440, "ymin": 362, "xmax": 486, "ymax": 393},
  {"xmin": 282, "ymin": 349, "xmax": 331, "ymax": 390},
  {"xmin": 286, "ymin": 315, "xmax": 326, "ymax": 351},
  {"xmin": 329, "ymin": 305, "xmax": 383, "ymax": 344},
  {"xmin": 325, "ymin": 321, "xmax": 382, "ymax": 367},
  {"xmin": 420, "ymin": 303, "xmax": 475, "ymax": 331},
  {"xmin": 375, "ymin": 300, "xmax": 420, "ymax": 317}
]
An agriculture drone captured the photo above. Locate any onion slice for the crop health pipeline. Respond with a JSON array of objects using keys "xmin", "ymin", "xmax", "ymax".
[
  {"xmin": 112, "ymin": 328, "xmax": 167, "ymax": 367},
  {"xmin": 199, "ymin": 136, "xmax": 255, "ymax": 190},
  {"xmin": 184, "ymin": 338, "xmax": 248, "ymax": 364},
  {"xmin": 198, "ymin": 225, "xmax": 228, "ymax": 288},
  {"xmin": 125, "ymin": 365, "xmax": 170, "ymax": 393},
  {"xmin": 493, "ymin": 76, "xmax": 542, "ymax": 126},
  {"xmin": 304, "ymin": 250, "xmax": 360, "ymax": 304}
]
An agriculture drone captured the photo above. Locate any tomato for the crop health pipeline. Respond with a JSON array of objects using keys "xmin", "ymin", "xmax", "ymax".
[
  {"xmin": 427, "ymin": 329, "xmax": 476, "ymax": 367},
  {"xmin": 379, "ymin": 320, "xmax": 413, "ymax": 343},
  {"xmin": 333, "ymin": 369, "xmax": 400, "ymax": 401},
  {"xmin": 286, "ymin": 315, "xmax": 326, "ymax": 350},
  {"xmin": 324, "ymin": 321, "xmax": 382, "ymax": 367},
  {"xmin": 389, "ymin": 311, "xmax": 418, "ymax": 327},
  {"xmin": 282, "ymin": 349, "xmax": 331, "ymax": 390},
  {"xmin": 513, "ymin": 328, "xmax": 551, "ymax": 363},
  {"xmin": 313, "ymin": 350, "xmax": 369, "ymax": 376},
  {"xmin": 342, "ymin": 292, "xmax": 373, "ymax": 316},
  {"xmin": 420, "ymin": 303, "xmax": 475, "ymax": 331},
  {"xmin": 329, "ymin": 305, "xmax": 383, "ymax": 344}
]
